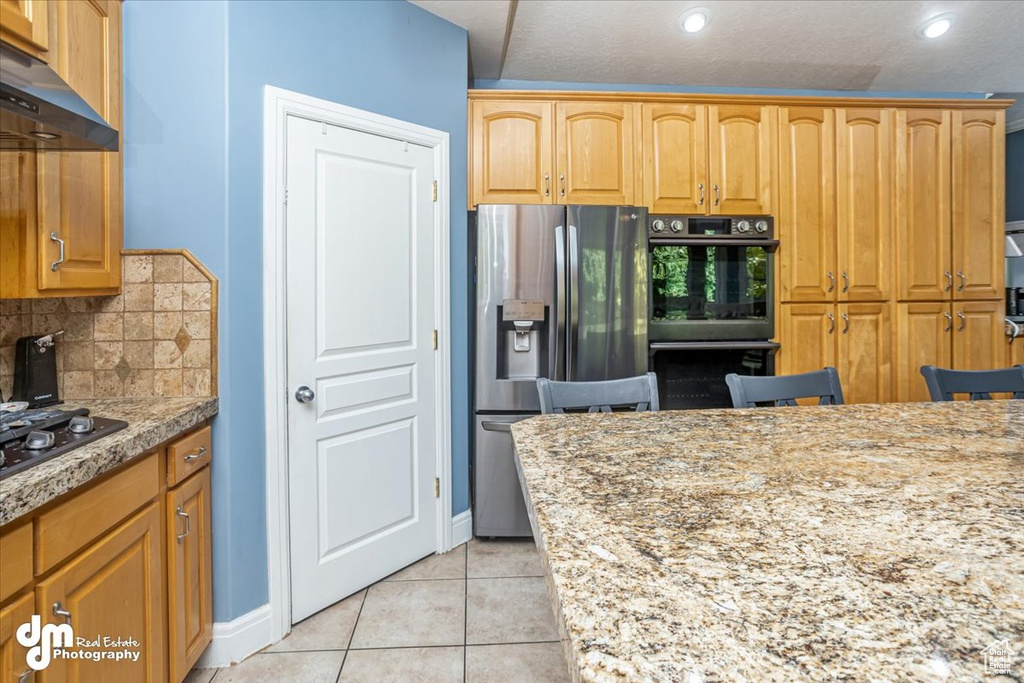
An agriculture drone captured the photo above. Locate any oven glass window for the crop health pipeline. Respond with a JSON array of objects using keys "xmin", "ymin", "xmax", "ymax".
[{"xmin": 650, "ymin": 245, "xmax": 768, "ymax": 321}]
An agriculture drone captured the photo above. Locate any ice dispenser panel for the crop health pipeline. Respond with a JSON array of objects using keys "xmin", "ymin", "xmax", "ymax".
[{"xmin": 496, "ymin": 299, "xmax": 548, "ymax": 380}]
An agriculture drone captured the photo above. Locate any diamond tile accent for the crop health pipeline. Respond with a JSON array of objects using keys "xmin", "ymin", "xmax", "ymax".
[
  {"xmin": 114, "ymin": 357, "xmax": 132, "ymax": 382},
  {"xmin": 174, "ymin": 327, "xmax": 192, "ymax": 353}
]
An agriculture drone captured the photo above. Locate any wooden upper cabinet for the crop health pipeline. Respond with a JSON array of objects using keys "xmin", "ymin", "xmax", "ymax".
[
  {"xmin": 1, "ymin": 593, "xmax": 35, "ymax": 683},
  {"xmin": 835, "ymin": 108, "xmax": 892, "ymax": 302},
  {"xmin": 837, "ymin": 302, "xmax": 892, "ymax": 404},
  {"xmin": 895, "ymin": 301, "xmax": 952, "ymax": 402},
  {"xmin": 778, "ymin": 107, "xmax": 836, "ymax": 302},
  {"xmin": 470, "ymin": 100, "xmax": 554, "ymax": 206},
  {"xmin": 555, "ymin": 101, "xmax": 637, "ymax": 205},
  {"xmin": 952, "ymin": 110, "xmax": 1005, "ymax": 300},
  {"xmin": 777, "ymin": 303, "xmax": 836, "ymax": 379},
  {"xmin": 895, "ymin": 110, "xmax": 952, "ymax": 301},
  {"xmin": 707, "ymin": 104, "xmax": 772, "ymax": 215},
  {"xmin": 0, "ymin": 0, "xmax": 49, "ymax": 58},
  {"xmin": 953, "ymin": 300, "xmax": 1005, "ymax": 371},
  {"xmin": 642, "ymin": 103, "xmax": 708, "ymax": 214}
]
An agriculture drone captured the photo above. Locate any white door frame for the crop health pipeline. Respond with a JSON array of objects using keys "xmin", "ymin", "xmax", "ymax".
[{"xmin": 262, "ymin": 85, "xmax": 453, "ymax": 643}]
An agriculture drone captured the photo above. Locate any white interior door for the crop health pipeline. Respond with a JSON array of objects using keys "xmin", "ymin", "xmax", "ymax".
[{"xmin": 285, "ymin": 114, "xmax": 438, "ymax": 622}]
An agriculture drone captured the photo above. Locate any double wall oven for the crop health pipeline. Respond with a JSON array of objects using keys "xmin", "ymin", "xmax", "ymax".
[{"xmin": 647, "ymin": 215, "xmax": 780, "ymax": 409}]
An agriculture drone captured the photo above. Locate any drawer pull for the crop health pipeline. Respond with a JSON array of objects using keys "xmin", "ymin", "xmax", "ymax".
[
  {"xmin": 176, "ymin": 506, "xmax": 191, "ymax": 543},
  {"xmin": 183, "ymin": 446, "xmax": 207, "ymax": 462},
  {"xmin": 49, "ymin": 232, "xmax": 65, "ymax": 272},
  {"xmin": 53, "ymin": 602, "xmax": 72, "ymax": 625}
]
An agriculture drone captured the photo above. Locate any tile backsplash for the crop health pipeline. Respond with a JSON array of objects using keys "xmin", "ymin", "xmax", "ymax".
[{"xmin": 0, "ymin": 251, "xmax": 218, "ymax": 401}]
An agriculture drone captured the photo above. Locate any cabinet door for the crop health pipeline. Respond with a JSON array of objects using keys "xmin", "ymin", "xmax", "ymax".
[
  {"xmin": 895, "ymin": 110, "xmax": 952, "ymax": 301},
  {"xmin": 36, "ymin": 0, "xmax": 122, "ymax": 292},
  {"xmin": 836, "ymin": 109, "xmax": 892, "ymax": 302},
  {"xmin": 1, "ymin": 593, "xmax": 35, "ymax": 683},
  {"xmin": 470, "ymin": 100, "xmax": 554, "ymax": 206},
  {"xmin": 36, "ymin": 503, "xmax": 165, "ymax": 683},
  {"xmin": 707, "ymin": 104, "xmax": 772, "ymax": 215},
  {"xmin": 953, "ymin": 301, "xmax": 1005, "ymax": 371},
  {"xmin": 952, "ymin": 110, "xmax": 1005, "ymax": 300},
  {"xmin": 1010, "ymin": 335, "xmax": 1024, "ymax": 368},
  {"xmin": 641, "ymin": 103, "xmax": 708, "ymax": 214},
  {"xmin": 777, "ymin": 303, "xmax": 836, "ymax": 378},
  {"xmin": 0, "ymin": 0, "xmax": 49, "ymax": 58},
  {"xmin": 555, "ymin": 101, "xmax": 637, "ymax": 205},
  {"xmin": 778, "ymin": 107, "xmax": 836, "ymax": 302},
  {"xmin": 167, "ymin": 469, "xmax": 213, "ymax": 683},
  {"xmin": 895, "ymin": 302, "xmax": 952, "ymax": 402},
  {"xmin": 838, "ymin": 302, "xmax": 892, "ymax": 404}
]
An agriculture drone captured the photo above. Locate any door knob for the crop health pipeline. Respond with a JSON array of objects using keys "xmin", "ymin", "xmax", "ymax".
[{"xmin": 295, "ymin": 386, "xmax": 315, "ymax": 403}]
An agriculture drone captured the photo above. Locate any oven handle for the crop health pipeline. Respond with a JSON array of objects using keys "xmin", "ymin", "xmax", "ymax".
[
  {"xmin": 649, "ymin": 341, "xmax": 781, "ymax": 352},
  {"xmin": 648, "ymin": 238, "xmax": 779, "ymax": 249}
]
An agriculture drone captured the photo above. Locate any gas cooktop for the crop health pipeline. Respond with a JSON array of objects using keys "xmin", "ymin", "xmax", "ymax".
[{"xmin": 0, "ymin": 407, "xmax": 128, "ymax": 480}]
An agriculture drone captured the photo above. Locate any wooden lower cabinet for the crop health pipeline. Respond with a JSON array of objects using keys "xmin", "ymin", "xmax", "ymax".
[
  {"xmin": 953, "ymin": 301, "xmax": 1006, "ymax": 371},
  {"xmin": 36, "ymin": 503, "xmax": 165, "ymax": 683},
  {"xmin": 1, "ymin": 593, "xmax": 36, "ymax": 683},
  {"xmin": 1010, "ymin": 336, "xmax": 1024, "ymax": 368},
  {"xmin": 777, "ymin": 303, "xmax": 836, "ymax": 377},
  {"xmin": 167, "ymin": 469, "xmax": 213, "ymax": 683}
]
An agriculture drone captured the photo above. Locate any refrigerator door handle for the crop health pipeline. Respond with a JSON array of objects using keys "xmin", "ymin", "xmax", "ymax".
[
  {"xmin": 567, "ymin": 223, "xmax": 580, "ymax": 380},
  {"xmin": 481, "ymin": 421, "xmax": 513, "ymax": 433},
  {"xmin": 554, "ymin": 224, "xmax": 567, "ymax": 381}
]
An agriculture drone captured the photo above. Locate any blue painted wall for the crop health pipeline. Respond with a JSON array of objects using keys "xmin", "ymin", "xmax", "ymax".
[
  {"xmin": 1008, "ymin": 130, "xmax": 1024, "ymax": 222},
  {"xmin": 124, "ymin": 0, "xmax": 468, "ymax": 622}
]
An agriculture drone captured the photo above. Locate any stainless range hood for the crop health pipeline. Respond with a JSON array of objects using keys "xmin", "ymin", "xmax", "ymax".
[{"xmin": 0, "ymin": 43, "xmax": 118, "ymax": 151}]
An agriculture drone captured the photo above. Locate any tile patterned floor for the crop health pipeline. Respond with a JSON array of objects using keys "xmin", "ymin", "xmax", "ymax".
[{"xmin": 187, "ymin": 539, "xmax": 570, "ymax": 683}]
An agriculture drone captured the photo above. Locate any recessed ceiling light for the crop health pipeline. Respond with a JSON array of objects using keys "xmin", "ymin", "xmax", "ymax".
[
  {"xmin": 679, "ymin": 7, "xmax": 710, "ymax": 34},
  {"xmin": 918, "ymin": 13, "xmax": 954, "ymax": 39}
]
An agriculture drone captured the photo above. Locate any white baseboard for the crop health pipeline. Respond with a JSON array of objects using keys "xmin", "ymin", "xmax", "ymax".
[
  {"xmin": 196, "ymin": 603, "xmax": 273, "ymax": 669},
  {"xmin": 452, "ymin": 509, "xmax": 473, "ymax": 547}
]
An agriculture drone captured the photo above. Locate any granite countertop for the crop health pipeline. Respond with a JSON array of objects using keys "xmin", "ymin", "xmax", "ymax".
[
  {"xmin": 511, "ymin": 401, "xmax": 1024, "ymax": 682},
  {"xmin": 0, "ymin": 397, "xmax": 218, "ymax": 526}
]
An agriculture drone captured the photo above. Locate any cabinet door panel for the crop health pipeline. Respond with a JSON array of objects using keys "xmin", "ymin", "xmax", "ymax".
[
  {"xmin": 836, "ymin": 109, "xmax": 892, "ymax": 302},
  {"xmin": 953, "ymin": 301, "xmax": 1005, "ymax": 371},
  {"xmin": 777, "ymin": 303, "xmax": 836, "ymax": 378},
  {"xmin": 470, "ymin": 100, "xmax": 554, "ymax": 206},
  {"xmin": 838, "ymin": 302, "xmax": 892, "ymax": 404},
  {"xmin": 708, "ymin": 104, "xmax": 772, "ymax": 215},
  {"xmin": 896, "ymin": 110, "xmax": 952, "ymax": 301},
  {"xmin": 36, "ymin": 503, "xmax": 165, "ymax": 683},
  {"xmin": 37, "ymin": 0, "xmax": 122, "ymax": 292},
  {"xmin": 896, "ymin": 302, "xmax": 952, "ymax": 402},
  {"xmin": 778, "ymin": 107, "xmax": 836, "ymax": 302},
  {"xmin": 1010, "ymin": 335, "xmax": 1024, "ymax": 368},
  {"xmin": 0, "ymin": 0, "xmax": 48, "ymax": 56},
  {"xmin": 952, "ymin": 111, "xmax": 1004, "ymax": 300},
  {"xmin": 556, "ymin": 102, "xmax": 636, "ymax": 205},
  {"xmin": 1, "ymin": 593, "xmax": 35, "ymax": 683},
  {"xmin": 167, "ymin": 469, "xmax": 214, "ymax": 683},
  {"xmin": 642, "ymin": 103, "xmax": 708, "ymax": 214}
]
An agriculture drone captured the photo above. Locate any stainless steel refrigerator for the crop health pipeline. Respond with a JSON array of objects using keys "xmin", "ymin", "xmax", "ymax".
[{"xmin": 473, "ymin": 205, "xmax": 648, "ymax": 537}]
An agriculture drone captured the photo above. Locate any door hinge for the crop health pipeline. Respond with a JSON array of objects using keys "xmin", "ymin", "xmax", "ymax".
[
  {"xmin": 434, "ymin": 477, "xmax": 440, "ymax": 498},
  {"xmin": 283, "ymin": 186, "xmax": 288, "ymax": 205},
  {"xmin": 432, "ymin": 181, "xmax": 438, "ymax": 202},
  {"xmin": 433, "ymin": 329, "xmax": 438, "ymax": 350}
]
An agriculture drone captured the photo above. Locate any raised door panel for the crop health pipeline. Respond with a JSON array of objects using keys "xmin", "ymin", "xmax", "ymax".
[
  {"xmin": 895, "ymin": 110, "xmax": 952, "ymax": 301},
  {"xmin": 895, "ymin": 302, "xmax": 952, "ymax": 402},
  {"xmin": 37, "ymin": 0, "xmax": 122, "ymax": 292},
  {"xmin": 0, "ymin": 0, "xmax": 49, "ymax": 57},
  {"xmin": 642, "ymin": 103, "xmax": 708, "ymax": 214},
  {"xmin": 167, "ymin": 469, "xmax": 213, "ymax": 683},
  {"xmin": 953, "ymin": 301, "xmax": 1005, "ymax": 371},
  {"xmin": 1010, "ymin": 335, "xmax": 1024, "ymax": 368},
  {"xmin": 836, "ymin": 109, "xmax": 892, "ymax": 302},
  {"xmin": 952, "ymin": 110, "xmax": 1005, "ymax": 300},
  {"xmin": 777, "ymin": 303, "xmax": 836, "ymax": 379},
  {"xmin": 470, "ymin": 100, "xmax": 554, "ymax": 206},
  {"xmin": 838, "ymin": 302, "xmax": 892, "ymax": 404},
  {"xmin": 1, "ymin": 593, "xmax": 35, "ymax": 683},
  {"xmin": 777, "ymin": 107, "xmax": 836, "ymax": 302},
  {"xmin": 36, "ymin": 503, "xmax": 165, "ymax": 683},
  {"xmin": 707, "ymin": 104, "xmax": 772, "ymax": 215},
  {"xmin": 556, "ymin": 101, "xmax": 636, "ymax": 205}
]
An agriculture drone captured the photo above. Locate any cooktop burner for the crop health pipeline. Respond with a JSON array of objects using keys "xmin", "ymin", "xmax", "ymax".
[{"xmin": 0, "ymin": 408, "xmax": 128, "ymax": 480}]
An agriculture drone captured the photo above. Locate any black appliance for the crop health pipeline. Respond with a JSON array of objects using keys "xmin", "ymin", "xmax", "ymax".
[
  {"xmin": 0, "ymin": 407, "xmax": 128, "ymax": 479},
  {"xmin": 648, "ymin": 215, "xmax": 777, "ymax": 341},
  {"xmin": 11, "ymin": 332, "xmax": 62, "ymax": 408},
  {"xmin": 649, "ymin": 341, "xmax": 780, "ymax": 410}
]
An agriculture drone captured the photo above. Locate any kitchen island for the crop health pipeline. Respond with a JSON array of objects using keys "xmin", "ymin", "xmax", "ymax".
[{"xmin": 511, "ymin": 401, "xmax": 1023, "ymax": 682}]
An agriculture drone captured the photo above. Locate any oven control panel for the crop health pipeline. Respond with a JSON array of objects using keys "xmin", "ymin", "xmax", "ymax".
[{"xmin": 649, "ymin": 215, "xmax": 774, "ymax": 239}]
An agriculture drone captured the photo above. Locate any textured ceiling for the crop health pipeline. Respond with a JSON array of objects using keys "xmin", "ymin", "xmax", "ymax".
[{"xmin": 411, "ymin": 0, "xmax": 1024, "ymax": 94}]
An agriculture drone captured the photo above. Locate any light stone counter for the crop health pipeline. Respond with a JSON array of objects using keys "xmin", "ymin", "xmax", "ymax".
[{"xmin": 511, "ymin": 401, "xmax": 1024, "ymax": 682}]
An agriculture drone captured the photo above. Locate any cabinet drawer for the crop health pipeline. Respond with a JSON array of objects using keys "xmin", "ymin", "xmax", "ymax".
[
  {"xmin": 167, "ymin": 426, "xmax": 212, "ymax": 487},
  {"xmin": 35, "ymin": 453, "xmax": 159, "ymax": 575},
  {"xmin": 0, "ymin": 522, "xmax": 33, "ymax": 603}
]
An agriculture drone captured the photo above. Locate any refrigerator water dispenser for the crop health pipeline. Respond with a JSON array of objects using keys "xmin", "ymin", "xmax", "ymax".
[{"xmin": 496, "ymin": 299, "xmax": 548, "ymax": 380}]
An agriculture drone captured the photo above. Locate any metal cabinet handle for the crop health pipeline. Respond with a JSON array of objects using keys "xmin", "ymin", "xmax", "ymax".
[
  {"xmin": 826, "ymin": 272, "xmax": 835, "ymax": 293},
  {"xmin": 18, "ymin": 669, "xmax": 32, "ymax": 683},
  {"xmin": 713, "ymin": 184, "xmax": 720, "ymax": 206},
  {"xmin": 841, "ymin": 313, "xmax": 850, "ymax": 334},
  {"xmin": 956, "ymin": 271, "xmax": 966, "ymax": 291},
  {"xmin": 481, "ymin": 421, "xmax": 513, "ymax": 433},
  {"xmin": 544, "ymin": 173, "xmax": 550, "ymax": 197},
  {"xmin": 944, "ymin": 271, "xmax": 953, "ymax": 292},
  {"xmin": 53, "ymin": 602, "xmax": 71, "ymax": 625},
  {"xmin": 176, "ymin": 506, "xmax": 191, "ymax": 544},
  {"xmin": 183, "ymin": 446, "xmax": 207, "ymax": 462},
  {"xmin": 944, "ymin": 312, "xmax": 953, "ymax": 333},
  {"xmin": 956, "ymin": 311, "xmax": 966, "ymax": 332},
  {"xmin": 841, "ymin": 271, "xmax": 850, "ymax": 294},
  {"xmin": 559, "ymin": 174, "xmax": 565, "ymax": 197},
  {"xmin": 698, "ymin": 183, "xmax": 705, "ymax": 206},
  {"xmin": 826, "ymin": 312, "xmax": 835, "ymax": 334},
  {"xmin": 295, "ymin": 386, "xmax": 315, "ymax": 403},
  {"xmin": 49, "ymin": 232, "xmax": 65, "ymax": 272}
]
